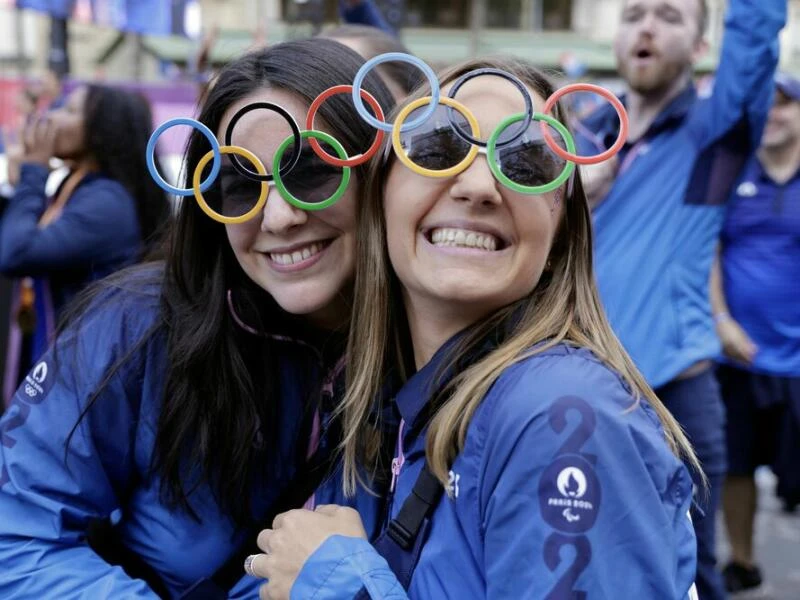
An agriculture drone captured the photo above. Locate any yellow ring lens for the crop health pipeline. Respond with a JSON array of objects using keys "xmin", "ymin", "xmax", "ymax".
[
  {"xmin": 193, "ymin": 145, "xmax": 269, "ymax": 224},
  {"xmin": 391, "ymin": 96, "xmax": 481, "ymax": 178}
]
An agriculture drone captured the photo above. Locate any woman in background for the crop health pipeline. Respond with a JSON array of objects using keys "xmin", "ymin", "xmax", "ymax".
[{"xmin": 0, "ymin": 84, "xmax": 171, "ymax": 402}]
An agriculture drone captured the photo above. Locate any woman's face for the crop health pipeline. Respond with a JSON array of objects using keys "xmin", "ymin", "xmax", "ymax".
[
  {"xmin": 218, "ymin": 87, "xmax": 358, "ymax": 329},
  {"xmin": 384, "ymin": 76, "xmax": 564, "ymax": 326},
  {"xmin": 49, "ymin": 86, "xmax": 88, "ymax": 160}
]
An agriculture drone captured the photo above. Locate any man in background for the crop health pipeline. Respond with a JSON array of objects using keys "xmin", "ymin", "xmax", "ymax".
[{"xmin": 575, "ymin": 1, "xmax": 786, "ymax": 597}]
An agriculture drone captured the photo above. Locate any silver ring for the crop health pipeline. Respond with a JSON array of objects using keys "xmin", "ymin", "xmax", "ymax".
[{"xmin": 244, "ymin": 553, "xmax": 259, "ymax": 578}]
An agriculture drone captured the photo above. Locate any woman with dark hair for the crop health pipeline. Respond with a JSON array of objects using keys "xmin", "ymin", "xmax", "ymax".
[
  {"xmin": 248, "ymin": 57, "xmax": 700, "ymax": 599},
  {"xmin": 0, "ymin": 84, "xmax": 171, "ymax": 402},
  {"xmin": 0, "ymin": 38, "xmax": 394, "ymax": 598}
]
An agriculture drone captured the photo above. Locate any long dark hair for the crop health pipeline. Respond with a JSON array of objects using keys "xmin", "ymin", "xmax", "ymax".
[
  {"xmin": 83, "ymin": 85, "xmax": 172, "ymax": 251},
  {"xmin": 154, "ymin": 38, "xmax": 393, "ymax": 526}
]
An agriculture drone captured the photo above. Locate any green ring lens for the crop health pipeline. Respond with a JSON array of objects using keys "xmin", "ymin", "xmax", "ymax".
[
  {"xmin": 272, "ymin": 130, "xmax": 351, "ymax": 211},
  {"xmin": 487, "ymin": 112, "xmax": 576, "ymax": 195}
]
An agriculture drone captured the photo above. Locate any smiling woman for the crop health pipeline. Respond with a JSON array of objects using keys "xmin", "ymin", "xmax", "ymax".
[{"xmin": 250, "ymin": 55, "xmax": 703, "ymax": 600}]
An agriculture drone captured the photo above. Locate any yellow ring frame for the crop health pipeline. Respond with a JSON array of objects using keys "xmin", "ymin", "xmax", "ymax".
[
  {"xmin": 193, "ymin": 145, "xmax": 269, "ymax": 224},
  {"xmin": 392, "ymin": 96, "xmax": 481, "ymax": 178}
]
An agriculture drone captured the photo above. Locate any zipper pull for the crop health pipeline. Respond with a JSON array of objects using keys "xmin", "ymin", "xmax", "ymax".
[
  {"xmin": 390, "ymin": 418, "xmax": 406, "ymax": 493},
  {"xmin": 390, "ymin": 453, "xmax": 405, "ymax": 492}
]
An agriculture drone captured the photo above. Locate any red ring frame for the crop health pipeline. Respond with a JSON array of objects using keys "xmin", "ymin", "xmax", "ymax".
[
  {"xmin": 306, "ymin": 85, "xmax": 386, "ymax": 167},
  {"xmin": 541, "ymin": 83, "xmax": 629, "ymax": 165}
]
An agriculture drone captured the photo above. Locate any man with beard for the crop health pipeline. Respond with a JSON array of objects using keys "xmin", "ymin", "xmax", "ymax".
[{"xmin": 574, "ymin": 1, "xmax": 786, "ymax": 599}]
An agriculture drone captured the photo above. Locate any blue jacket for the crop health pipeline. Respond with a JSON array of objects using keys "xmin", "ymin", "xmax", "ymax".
[
  {"xmin": 291, "ymin": 343, "xmax": 698, "ymax": 599},
  {"xmin": 0, "ymin": 163, "xmax": 142, "ymax": 316},
  {"xmin": 0, "ymin": 268, "xmax": 382, "ymax": 599},
  {"xmin": 719, "ymin": 157, "xmax": 800, "ymax": 376},
  {"xmin": 575, "ymin": 0, "xmax": 785, "ymax": 387}
]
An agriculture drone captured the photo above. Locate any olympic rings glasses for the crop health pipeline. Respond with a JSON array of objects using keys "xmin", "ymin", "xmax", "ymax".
[{"xmin": 145, "ymin": 53, "xmax": 629, "ymax": 220}]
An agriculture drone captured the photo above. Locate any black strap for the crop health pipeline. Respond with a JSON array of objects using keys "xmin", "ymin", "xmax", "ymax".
[
  {"xmin": 387, "ymin": 463, "xmax": 443, "ymax": 550},
  {"xmin": 354, "ymin": 462, "xmax": 444, "ymax": 600}
]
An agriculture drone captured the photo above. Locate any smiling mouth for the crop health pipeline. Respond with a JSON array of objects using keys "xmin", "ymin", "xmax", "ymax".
[
  {"xmin": 424, "ymin": 227, "xmax": 506, "ymax": 251},
  {"xmin": 267, "ymin": 239, "xmax": 333, "ymax": 266}
]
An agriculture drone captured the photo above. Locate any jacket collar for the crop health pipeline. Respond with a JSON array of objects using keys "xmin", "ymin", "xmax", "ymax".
[{"xmin": 585, "ymin": 83, "xmax": 697, "ymax": 149}]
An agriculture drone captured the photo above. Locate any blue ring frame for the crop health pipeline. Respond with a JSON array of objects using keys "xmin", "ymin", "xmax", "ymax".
[
  {"xmin": 351, "ymin": 52, "xmax": 440, "ymax": 133},
  {"xmin": 147, "ymin": 117, "xmax": 221, "ymax": 197}
]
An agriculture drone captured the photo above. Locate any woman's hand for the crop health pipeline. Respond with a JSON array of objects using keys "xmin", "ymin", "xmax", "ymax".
[
  {"xmin": 250, "ymin": 505, "xmax": 368, "ymax": 600},
  {"xmin": 717, "ymin": 317, "xmax": 758, "ymax": 365},
  {"xmin": 22, "ymin": 116, "xmax": 57, "ymax": 168}
]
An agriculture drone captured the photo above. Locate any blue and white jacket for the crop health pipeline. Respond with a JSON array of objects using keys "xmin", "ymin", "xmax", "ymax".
[{"xmin": 291, "ymin": 341, "xmax": 698, "ymax": 599}]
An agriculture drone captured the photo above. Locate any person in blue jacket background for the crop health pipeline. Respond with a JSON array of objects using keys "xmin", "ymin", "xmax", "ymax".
[
  {"xmin": 710, "ymin": 73, "xmax": 800, "ymax": 594},
  {"xmin": 247, "ymin": 56, "xmax": 700, "ymax": 600},
  {"xmin": 573, "ymin": 1, "xmax": 785, "ymax": 597},
  {"xmin": 0, "ymin": 84, "xmax": 172, "ymax": 406},
  {"xmin": 0, "ymin": 38, "xmax": 396, "ymax": 599}
]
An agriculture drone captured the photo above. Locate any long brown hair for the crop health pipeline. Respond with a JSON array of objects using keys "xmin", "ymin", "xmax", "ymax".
[{"xmin": 339, "ymin": 56, "xmax": 701, "ymax": 494}]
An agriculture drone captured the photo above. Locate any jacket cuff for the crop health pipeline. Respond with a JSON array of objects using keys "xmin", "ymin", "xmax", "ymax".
[
  {"xmin": 291, "ymin": 535, "xmax": 395, "ymax": 600},
  {"xmin": 18, "ymin": 163, "xmax": 50, "ymax": 191}
]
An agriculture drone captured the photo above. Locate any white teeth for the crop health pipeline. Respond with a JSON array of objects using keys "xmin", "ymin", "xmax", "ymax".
[
  {"xmin": 429, "ymin": 228, "xmax": 499, "ymax": 251},
  {"xmin": 269, "ymin": 242, "xmax": 325, "ymax": 265}
]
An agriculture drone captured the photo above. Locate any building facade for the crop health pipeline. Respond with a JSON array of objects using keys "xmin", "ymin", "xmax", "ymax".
[{"xmin": 1, "ymin": 0, "xmax": 798, "ymax": 81}]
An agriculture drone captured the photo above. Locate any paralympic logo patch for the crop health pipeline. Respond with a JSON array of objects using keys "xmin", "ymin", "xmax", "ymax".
[{"xmin": 539, "ymin": 454, "xmax": 601, "ymax": 535}]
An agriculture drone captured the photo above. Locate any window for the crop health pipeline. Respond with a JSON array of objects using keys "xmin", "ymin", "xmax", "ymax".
[
  {"xmin": 281, "ymin": 0, "xmax": 338, "ymax": 25},
  {"xmin": 486, "ymin": 0, "xmax": 523, "ymax": 28},
  {"xmin": 542, "ymin": 0, "xmax": 572, "ymax": 30},
  {"xmin": 404, "ymin": 0, "xmax": 469, "ymax": 28}
]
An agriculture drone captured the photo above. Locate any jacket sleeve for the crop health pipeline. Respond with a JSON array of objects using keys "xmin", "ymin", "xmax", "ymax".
[
  {"xmin": 688, "ymin": 0, "xmax": 785, "ymax": 149},
  {"xmin": 228, "ymin": 463, "xmax": 395, "ymax": 598},
  {"xmin": 290, "ymin": 535, "xmax": 408, "ymax": 600},
  {"xmin": 0, "ymin": 298, "xmax": 160, "ymax": 599},
  {"xmin": 339, "ymin": 0, "xmax": 394, "ymax": 34},
  {"xmin": 479, "ymin": 353, "xmax": 697, "ymax": 599},
  {"xmin": 0, "ymin": 163, "xmax": 140, "ymax": 277}
]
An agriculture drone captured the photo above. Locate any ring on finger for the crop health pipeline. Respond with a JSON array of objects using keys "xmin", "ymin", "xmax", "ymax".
[{"xmin": 244, "ymin": 553, "xmax": 260, "ymax": 578}]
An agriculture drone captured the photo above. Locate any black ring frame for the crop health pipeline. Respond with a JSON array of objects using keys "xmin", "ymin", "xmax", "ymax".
[
  {"xmin": 446, "ymin": 68, "xmax": 534, "ymax": 148},
  {"xmin": 224, "ymin": 102, "xmax": 303, "ymax": 182}
]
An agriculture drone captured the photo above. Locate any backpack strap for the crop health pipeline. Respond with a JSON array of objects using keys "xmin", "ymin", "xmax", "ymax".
[
  {"xmin": 386, "ymin": 463, "xmax": 443, "ymax": 550},
  {"xmin": 354, "ymin": 462, "xmax": 444, "ymax": 598}
]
